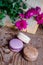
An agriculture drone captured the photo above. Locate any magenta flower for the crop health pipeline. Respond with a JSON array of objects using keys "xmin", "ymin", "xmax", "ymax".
[
  {"xmin": 15, "ymin": 19, "xmax": 27, "ymax": 30},
  {"xmin": 35, "ymin": 13, "xmax": 43, "ymax": 24},
  {"xmin": 25, "ymin": 8, "xmax": 35, "ymax": 18},
  {"xmin": 25, "ymin": 7, "xmax": 41, "ymax": 19},
  {"xmin": 35, "ymin": 6, "xmax": 41, "ymax": 13},
  {"xmin": 19, "ymin": 13, "xmax": 25, "ymax": 18}
]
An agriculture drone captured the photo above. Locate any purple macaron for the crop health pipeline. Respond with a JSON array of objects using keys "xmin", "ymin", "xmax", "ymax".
[{"xmin": 9, "ymin": 39, "xmax": 23, "ymax": 52}]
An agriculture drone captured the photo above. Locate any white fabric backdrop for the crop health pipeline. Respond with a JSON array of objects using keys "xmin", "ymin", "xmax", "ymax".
[{"xmin": 23, "ymin": 0, "xmax": 43, "ymax": 12}]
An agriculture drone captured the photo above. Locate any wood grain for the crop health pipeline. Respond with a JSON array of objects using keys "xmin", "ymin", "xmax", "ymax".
[{"xmin": 0, "ymin": 26, "xmax": 43, "ymax": 65}]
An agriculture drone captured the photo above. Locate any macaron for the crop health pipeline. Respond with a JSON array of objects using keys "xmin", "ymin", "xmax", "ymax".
[
  {"xmin": 9, "ymin": 39, "xmax": 23, "ymax": 52},
  {"xmin": 17, "ymin": 32, "xmax": 31, "ymax": 44},
  {"xmin": 23, "ymin": 46, "xmax": 38, "ymax": 61}
]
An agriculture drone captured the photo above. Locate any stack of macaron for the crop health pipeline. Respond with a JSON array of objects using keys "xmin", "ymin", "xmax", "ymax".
[
  {"xmin": 23, "ymin": 46, "xmax": 38, "ymax": 61},
  {"xmin": 9, "ymin": 32, "xmax": 31, "ymax": 52},
  {"xmin": 9, "ymin": 32, "xmax": 38, "ymax": 61}
]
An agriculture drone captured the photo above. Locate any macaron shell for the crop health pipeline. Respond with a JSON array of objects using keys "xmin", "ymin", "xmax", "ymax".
[
  {"xmin": 23, "ymin": 46, "xmax": 38, "ymax": 61},
  {"xmin": 24, "ymin": 54, "xmax": 38, "ymax": 61},
  {"xmin": 10, "ymin": 45, "xmax": 23, "ymax": 51},
  {"xmin": 10, "ymin": 48, "xmax": 22, "ymax": 52},
  {"xmin": 9, "ymin": 39, "xmax": 23, "ymax": 52},
  {"xmin": 24, "ymin": 55, "xmax": 31, "ymax": 61},
  {"xmin": 24, "ymin": 46, "xmax": 38, "ymax": 57},
  {"xmin": 17, "ymin": 32, "xmax": 31, "ymax": 44}
]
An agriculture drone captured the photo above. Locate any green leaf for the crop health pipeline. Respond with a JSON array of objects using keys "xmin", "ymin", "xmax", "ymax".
[
  {"xmin": 13, "ymin": 0, "xmax": 18, "ymax": 2},
  {"xmin": 22, "ymin": 3, "xmax": 27, "ymax": 9},
  {"xmin": 18, "ymin": 9, "xmax": 23, "ymax": 13},
  {"xmin": 0, "ymin": 1, "xmax": 3, "ymax": 7},
  {"xmin": 0, "ymin": 13, "xmax": 5, "ymax": 19},
  {"xmin": 0, "ymin": 0, "xmax": 27, "ymax": 22}
]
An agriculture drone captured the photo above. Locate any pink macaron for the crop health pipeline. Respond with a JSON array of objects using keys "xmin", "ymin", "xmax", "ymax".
[{"xmin": 9, "ymin": 39, "xmax": 23, "ymax": 52}]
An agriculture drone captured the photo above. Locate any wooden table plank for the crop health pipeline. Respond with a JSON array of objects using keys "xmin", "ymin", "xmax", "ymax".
[{"xmin": 0, "ymin": 27, "xmax": 43, "ymax": 65}]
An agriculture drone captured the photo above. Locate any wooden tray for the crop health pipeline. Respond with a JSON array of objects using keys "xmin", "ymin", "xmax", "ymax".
[{"xmin": 0, "ymin": 26, "xmax": 43, "ymax": 65}]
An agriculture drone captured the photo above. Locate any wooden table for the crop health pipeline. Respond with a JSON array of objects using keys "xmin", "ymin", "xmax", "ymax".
[{"xmin": 0, "ymin": 26, "xmax": 43, "ymax": 65}]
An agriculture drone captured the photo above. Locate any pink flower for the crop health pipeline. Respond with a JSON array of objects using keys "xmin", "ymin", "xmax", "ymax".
[
  {"xmin": 25, "ymin": 7, "xmax": 41, "ymax": 19},
  {"xmin": 35, "ymin": 13, "xmax": 43, "ymax": 24},
  {"xmin": 25, "ymin": 8, "xmax": 35, "ymax": 18},
  {"xmin": 35, "ymin": 6, "xmax": 41, "ymax": 13},
  {"xmin": 15, "ymin": 19, "xmax": 27, "ymax": 30},
  {"xmin": 19, "ymin": 13, "xmax": 25, "ymax": 18}
]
